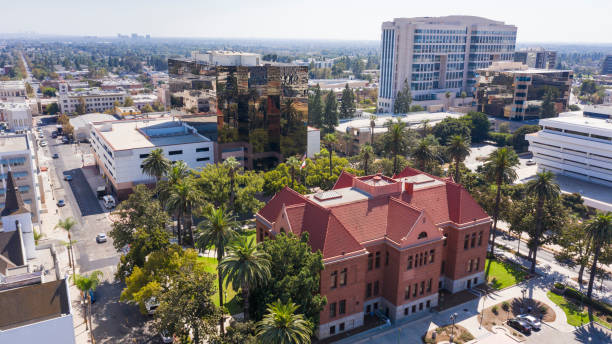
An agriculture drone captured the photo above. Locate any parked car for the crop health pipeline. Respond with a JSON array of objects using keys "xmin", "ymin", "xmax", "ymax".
[
  {"xmin": 38, "ymin": 133, "xmax": 44, "ymax": 139},
  {"xmin": 507, "ymin": 318, "xmax": 532, "ymax": 335},
  {"xmin": 64, "ymin": 175, "xmax": 73, "ymax": 181},
  {"xmin": 62, "ymin": 137, "xmax": 69, "ymax": 144},
  {"xmin": 160, "ymin": 331, "xmax": 173, "ymax": 343},
  {"xmin": 52, "ymin": 153, "xmax": 59, "ymax": 159},
  {"xmin": 145, "ymin": 297, "xmax": 159, "ymax": 315},
  {"xmin": 96, "ymin": 233, "xmax": 107, "ymax": 243},
  {"xmin": 526, "ymin": 159, "xmax": 536, "ymax": 166},
  {"xmin": 102, "ymin": 195, "xmax": 116, "ymax": 209},
  {"xmin": 51, "ymin": 132, "xmax": 58, "ymax": 138},
  {"xmin": 516, "ymin": 314, "xmax": 541, "ymax": 330},
  {"xmin": 40, "ymin": 141, "xmax": 47, "ymax": 147},
  {"xmin": 57, "ymin": 200, "xmax": 66, "ymax": 207}
]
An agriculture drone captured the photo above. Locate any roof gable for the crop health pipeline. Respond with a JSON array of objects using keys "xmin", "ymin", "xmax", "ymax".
[
  {"xmin": 332, "ymin": 170, "xmax": 355, "ymax": 190},
  {"xmin": 258, "ymin": 187, "xmax": 306, "ymax": 223}
]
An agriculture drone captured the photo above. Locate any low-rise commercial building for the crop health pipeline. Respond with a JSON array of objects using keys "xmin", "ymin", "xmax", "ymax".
[
  {"xmin": 100, "ymin": 79, "xmax": 143, "ymax": 91},
  {"xmin": 131, "ymin": 94, "xmax": 158, "ymax": 110},
  {"xmin": 514, "ymin": 48, "xmax": 557, "ymax": 69},
  {"xmin": 0, "ymin": 102, "xmax": 32, "ymax": 131},
  {"xmin": 257, "ymin": 167, "xmax": 490, "ymax": 339},
  {"xmin": 526, "ymin": 111, "xmax": 612, "ymax": 186},
  {"xmin": 69, "ymin": 113, "xmax": 116, "ymax": 141},
  {"xmin": 58, "ymin": 82, "xmax": 126, "ymax": 114},
  {"xmin": 191, "ymin": 50, "xmax": 261, "ymax": 66},
  {"xmin": 0, "ymin": 81, "xmax": 26, "ymax": 98},
  {"xmin": 90, "ymin": 117, "xmax": 215, "ymax": 199},
  {"xmin": 476, "ymin": 61, "xmax": 573, "ymax": 119}
]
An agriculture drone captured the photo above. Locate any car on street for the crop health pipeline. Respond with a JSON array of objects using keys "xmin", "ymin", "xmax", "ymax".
[
  {"xmin": 57, "ymin": 200, "xmax": 66, "ymax": 207},
  {"xmin": 526, "ymin": 159, "xmax": 536, "ymax": 166},
  {"xmin": 64, "ymin": 175, "xmax": 73, "ymax": 181},
  {"xmin": 51, "ymin": 132, "xmax": 57, "ymax": 138},
  {"xmin": 52, "ymin": 153, "xmax": 59, "ymax": 159},
  {"xmin": 516, "ymin": 314, "xmax": 541, "ymax": 330},
  {"xmin": 96, "ymin": 233, "xmax": 107, "ymax": 243},
  {"xmin": 507, "ymin": 318, "xmax": 532, "ymax": 335},
  {"xmin": 40, "ymin": 141, "xmax": 47, "ymax": 147},
  {"xmin": 160, "ymin": 331, "xmax": 174, "ymax": 343},
  {"xmin": 38, "ymin": 133, "xmax": 44, "ymax": 138}
]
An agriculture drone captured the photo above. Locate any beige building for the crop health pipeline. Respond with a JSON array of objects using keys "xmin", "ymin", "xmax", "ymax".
[{"xmin": 0, "ymin": 81, "xmax": 26, "ymax": 99}]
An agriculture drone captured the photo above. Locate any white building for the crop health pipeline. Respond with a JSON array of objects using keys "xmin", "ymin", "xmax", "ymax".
[
  {"xmin": 90, "ymin": 117, "xmax": 215, "ymax": 199},
  {"xmin": 58, "ymin": 82, "xmax": 126, "ymax": 114},
  {"xmin": 526, "ymin": 111, "xmax": 612, "ymax": 187},
  {"xmin": 191, "ymin": 50, "xmax": 261, "ymax": 66},
  {"xmin": 0, "ymin": 279, "xmax": 76, "ymax": 344},
  {"xmin": 131, "ymin": 94, "xmax": 158, "ymax": 110},
  {"xmin": 0, "ymin": 81, "xmax": 26, "ymax": 98},
  {"xmin": 307, "ymin": 127, "xmax": 320, "ymax": 158},
  {"xmin": 69, "ymin": 113, "xmax": 116, "ymax": 141},
  {"xmin": 378, "ymin": 16, "xmax": 517, "ymax": 112},
  {"xmin": 0, "ymin": 103, "xmax": 32, "ymax": 131}
]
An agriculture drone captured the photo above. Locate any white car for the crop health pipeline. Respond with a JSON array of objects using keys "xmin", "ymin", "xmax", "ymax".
[
  {"xmin": 526, "ymin": 159, "xmax": 536, "ymax": 166},
  {"xmin": 40, "ymin": 141, "xmax": 47, "ymax": 147},
  {"xmin": 96, "ymin": 233, "xmax": 107, "ymax": 243},
  {"xmin": 160, "ymin": 331, "xmax": 174, "ymax": 343},
  {"xmin": 517, "ymin": 314, "xmax": 541, "ymax": 330}
]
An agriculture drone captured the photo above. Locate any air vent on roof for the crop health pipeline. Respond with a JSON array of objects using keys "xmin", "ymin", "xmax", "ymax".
[{"xmin": 314, "ymin": 190, "xmax": 342, "ymax": 201}]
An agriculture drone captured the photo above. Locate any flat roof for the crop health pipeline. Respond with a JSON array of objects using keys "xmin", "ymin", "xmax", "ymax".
[
  {"xmin": 0, "ymin": 135, "xmax": 28, "ymax": 153},
  {"xmin": 542, "ymin": 113, "xmax": 612, "ymax": 131},
  {"xmin": 336, "ymin": 112, "xmax": 462, "ymax": 134},
  {"xmin": 307, "ymin": 187, "xmax": 370, "ymax": 207},
  {"xmin": 93, "ymin": 118, "xmax": 210, "ymax": 151}
]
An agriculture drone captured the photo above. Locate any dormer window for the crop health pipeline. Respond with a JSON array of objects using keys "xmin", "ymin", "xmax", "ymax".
[{"xmin": 418, "ymin": 232, "xmax": 428, "ymax": 239}]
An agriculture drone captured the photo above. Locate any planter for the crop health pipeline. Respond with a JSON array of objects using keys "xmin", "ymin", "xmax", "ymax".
[{"xmin": 551, "ymin": 283, "xmax": 566, "ymax": 295}]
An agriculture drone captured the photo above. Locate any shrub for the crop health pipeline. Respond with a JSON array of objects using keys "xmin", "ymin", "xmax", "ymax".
[
  {"xmin": 539, "ymin": 305, "xmax": 548, "ymax": 315},
  {"xmin": 502, "ymin": 301, "xmax": 510, "ymax": 312},
  {"xmin": 488, "ymin": 132, "xmax": 512, "ymax": 146},
  {"xmin": 460, "ymin": 331, "xmax": 474, "ymax": 342},
  {"xmin": 554, "ymin": 282, "xmax": 565, "ymax": 290},
  {"xmin": 492, "ymin": 305, "xmax": 499, "ymax": 315}
]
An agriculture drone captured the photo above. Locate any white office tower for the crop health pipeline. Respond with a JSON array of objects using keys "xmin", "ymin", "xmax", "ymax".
[{"xmin": 378, "ymin": 16, "xmax": 517, "ymax": 112}]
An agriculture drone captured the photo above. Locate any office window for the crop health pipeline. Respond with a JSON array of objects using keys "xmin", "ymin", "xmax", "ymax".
[
  {"xmin": 419, "ymin": 303, "xmax": 423, "ymax": 311},
  {"xmin": 385, "ymin": 251, "xmax": 389, "ymax": 266},
  {"xmin": 429, "ymin": 249, "xmax": 435, "ymax": 263},
  {"xmin": 426, "ymin": 300, "xmax": 431, "ymax": 308},
  {"xmin": 339, "ymin": 323, "xmax": 345, "ymax": 332},
  {"xmin": 478, "ymin": 231, "xmax": 483, "ymax": 246},
  {"xmin": 404, "ymin": 308, "xmax": 409, "ymax": 316},
  {"xmin": 419, "ymin": 252, "xmax": 424, "ymax": 266},
  {"xmin": 412, "ymin": 305, "xmax": 417, "ymax": 313},
  {"xmin": 339, "ymin": 300, "xmax": 346, "ymax": 315},
  {"xmin": 407, "ymin": 256, "xmax": 413, "ymax": 270},
  {"xmin": 471, "ymin": 233, "xmax": 476, "ymax": 248},
  {"xmin": 373, "ymin": 281, "xmax": 379, "ymax": 296},
  {"xmin": 340, "ymin": 268, "xmax": 347, "ymax": 286},
  {"xmin": 375, "ymin": 251, "xmax": 381, "ymax": 268},
  {"xmin": 329, "ymin": 302, "xmax": 337, "ymax": 318},
  {"xmin": 464, "ymin": 235, "xmax": 469, "ymax": 249},
  {"xmin": 405, "ymin": 285, "xmax": 411, "ymax": 300},
  {"xmin": 467, "ymin": 259, "xmax": 473, "ymax": 272},
  {"xmin": 367, "ymin": 253, "xmax": 373, "ymax": 270},
  {"xmin": 427, "ymin": 278, "xmax": 432, "ymax": 292},
  {"xmin": 366, "ymin": 283, "xmax": 372, "ymax": 298},
  {"xmin": 139, "ymin": 153, "xmax": 149, "ymax": 159},
  {"xmin": 196, "ymin": 147, "xmax": 210, "ymax": 152},
  {"xmin": 413, "ymin": 283, "xmax": 417, "ymax": 297},
  {"xmin": 168, "ymin": 150, "xmax": 183, "ymax": 155},
  {"xmin": 423, "ymin": 252, "xmax": 428, "ymax": 266},
  {"xmin": 441, "ymin": 261, "xmax": 445, "ymax": 274},
  {"xmin": 196, "ymin": 157, "xmax": 210, "ymax": 162},
  {"xmin": 330, "ymin": 271, "xmax": 338, "ymax": 289},
  {"xmin": 420, "ymin": 281, "xmax": 425, "ymax": 295},
  {"xmin": 330, "ymin": 325, "xmax": 336, "ymax": 335},
  {"xmin": 475, "ymin": 258, "xmax": 480, "ymax": 271}
]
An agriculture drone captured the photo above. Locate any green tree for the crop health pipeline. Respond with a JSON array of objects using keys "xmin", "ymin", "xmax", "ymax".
[
  {"xmin": 45, "ymin": 102, "xmax": 59, "ymax": 115},
  {"xmin": 339, "ymin": 84, "xmax": 356, "ymax": 119},
  {"xmin": 250, "ymin": 233, "xmax": 325, "ymax": 328},
  {"xmin": 220, "ymin": 237, "xmax": 271, "ymax": 321},
  {"xmin": 322, "ymin": 133, "xmax": 338, "ymax": 176},
  {"xmin": 195, "ymin": 207, "xmax": 239, "ymax": 333},
  {"xmin": 308, "ymin": 84, "xmax": 323, "ymax": 128},
  {"xmin": 483, "ymin": 147, "xmax": 519, "ymax": 257},
  {"xmin": 461, "ymin": 112, "xmax": 490, "ymax": 143},
  {"xmin": 25, "ymin": 82, "xmax": 34, "ymax": 97},
  {"xmin": 372, "ymin": 156, "xmax": 409, "ymax": 176},
  {"xmin": 256, "ymin": 300, "xmax": 313, "ymax": 344},
  {"xmin": 42, "ymin": 86, "xmax": 56, "ymax": 97},
  {"xmin": 511, "ymin": 125, "xmax": 540, "ymax": 153},
  {"xmin": 369, "ymin": 115, "xmax": 377, "ymax": 145},
  {"xmin": 141, "ymin": 104, "xmax": 154, "ymax": 113},
  {"xmin": 123, "ymin": 96, "xmax": 134, "ymax": 107},
  {"xmin": 359, "ymin": 144, "xmax": 374, "ymax": 175},
  {"xmin": 460, "ymin": 91, "xmax": 467, "ymax": 106},
  {"xmin": 141, "ymin": 148, "xmax": 170, "ymax": 185},
  {"xmin": 166, "ymin": 177, "xmax": 201, "ymax": 246},
  {"xmin": 393, "ymin": 79, "xmax": 411, "ymax": 114},
  {"xmin": 446, "ymin": 135, "xmax": 471, "ymax": 183},
  {"xmin": 585, "ymin": 212, "xmax": 612, "ymax": 299},
  {"xmin": 540, "ymin": 89, "xmax": 557, "ymax": 118},
  {"xmin": 556, "ymin": 220, "xmax": 592, "ymax": 285},
  {"xmin": 76, "ymin": 96, "xmax": 87, "ymax": 115},
  {"xmin": 263, "ymin": 163, "xmax": 308, "ymax": 196},
  {"xmin": 322, "ymin": 91, "xmax": 339, "ymax": 133},
  {"xmin": 224, "ymin": 157, "xmax": 242, "ymax": 211},
  {"xmin": 432, "ymin": 117, "xmax": 471, "ymax": 145},
  {"xmin": 285, "ymin": 156, "xmax": 301, "ymax": 189},
  {"xmin": 412, "ymin": 138, "xmax": 437, "ymax": 172},
  {"xmin": 56, "ymin": 218, "xmax": 77, "ymax": 278},
  {"xmin": 526, "ymin": 171, "xmax": 560, "ymax": 273},
  {"xmin": 382, "ymin": 119, "xmax": 411, "ymax": 174},
  {"xmin": 73, "ymin": 271, "xmax": 103, "ymax": 344},
  {"xmin": 445, "ymin": 91, "xmax": 452, "ymax": 110}
]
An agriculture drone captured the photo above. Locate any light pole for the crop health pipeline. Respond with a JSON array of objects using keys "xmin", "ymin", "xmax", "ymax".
[
  {"xmin": 479, "ymin": 290, "xmax": 487, "ymax": 329},
  {"xmin": 450, "ymin": 312, "xmax": 458, "ymax": 343}
]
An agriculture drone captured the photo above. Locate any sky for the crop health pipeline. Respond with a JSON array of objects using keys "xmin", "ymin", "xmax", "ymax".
[{"xmin": 2, "ymin": 0, "xmax": 612, "ymax": 43}]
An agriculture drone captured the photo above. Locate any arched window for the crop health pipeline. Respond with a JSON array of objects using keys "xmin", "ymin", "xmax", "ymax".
[{"xmin": 417, "ymin": 232, "xmax": 428, "ymax": 239}]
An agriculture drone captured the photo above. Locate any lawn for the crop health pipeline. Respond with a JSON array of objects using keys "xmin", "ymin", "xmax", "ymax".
[
  {"xmin": 546, "ymin": 291, "xmax": 611, "ymax": 329},
  {"xmin": 204, "ymin": 229, "xmax": 256, "ymax": 251},
  {"xmin": 485, "ymin": 258, "xmax": 528, "ymax": 290},
  {"xmin": 198, "ymin": 256, "xmax": 242, "ymax": 315}
]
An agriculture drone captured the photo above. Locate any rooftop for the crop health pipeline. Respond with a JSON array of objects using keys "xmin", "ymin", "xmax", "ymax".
[
  {"xmin": 93, "ymin": 117, "xmax": 211, "ymax": 151},
  {"xmin": 0, "ymin": 135, "xmax": 28, "ymax": 153},
  {"xmin": 0, "ymin": 81, "xmax": 25, "ymax": 90},
  {"xmin": 543, "ymin": 111, "xmax": 612, "ymax": 131},
  {"xmin": 336, "ymin": 112, "xmax": 462, "ymax": 134},
  {"xmin": 64, "ymin": 88, "xmax": 126, "ymax": 97},
  {"xmin": 69, "ymin": 113, "xmax": 116, "ymax": 129}
]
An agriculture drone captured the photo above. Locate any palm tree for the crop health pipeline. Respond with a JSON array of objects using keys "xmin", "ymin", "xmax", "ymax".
[
  {"xmin": 526, "ymin": 171, "xmax": 560, "ymax": 273},
  {"xmin": 412, "ymin": 139, "xmax": 436, "ymax": 172},
  {"xmin": 195, "ymin": 207, "xmax": 239, "ymax": 334},
  {"xmin": 360, "ymin": 144, "xmax": 374, "ymax": 175},
  {"xmin": 224, "ymin": 157, "xmax": 241, "ymax": 211},
  {"xmin": 342, "ymin": 132, "xmax": 352, "ymax": 156},
  {"xmin": 369, "ymin": 115, "xmax": 377, "ymax": 145},
  {"xmin": 142, "ymin": 148, "xmax": 170, "ymax": 185},
  {"xmin": 420, "ymin": 119, "xmax": 431, "ymax": 137},
  {"xmin": 56, "ymin": 217, "xmax": 77, "ymax": 278},
  {"xmin": 460, "ymin": 91, "xmax": 467, "ymax": 106},
  {"xmin": 166, "ymin": 177, "xmax": 201, "ymax": 246},
  {"xmin": 322, "ymin": 133, "xmax": 337, "ymax": 176},
  {"xmin": 386, "ymin": 119, "xmax": 408, "ymax": 174},
  {"xmin": 219, "ymin": 236, "xmax": 271, "ymax": 321},
  {"xmin": 484, "ymin": 147, "xmax": 519, "ymax": 257},
  {"xmin": 285, "ymin": 156, "xmax": 301, "ymax": 188},
  {"xmin": 256, "ymin": 300, "xmax": 313, "ymax": 344},
  {"xmin": 158, "ymin": 160, "xmax": 190, "ymax": 206},
  {"xmin": 585, "ymin": 212, "xmax": 611, "ymax": 299},
  {"xmin": 73, "ymin": 270, "xmax": 103, "ymax": 344},
  {"xmin": 445, "ymin": 91, "xmax": 452, "ymax": 110},
  {"xmin": 446, "ymin": 135, "xmax": 471, "ymax": 183}
]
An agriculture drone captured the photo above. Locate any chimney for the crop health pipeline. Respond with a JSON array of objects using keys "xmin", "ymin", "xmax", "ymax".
[{"xmin": 404, "ymin": 182, "xmax": 414, "ymax": 194}]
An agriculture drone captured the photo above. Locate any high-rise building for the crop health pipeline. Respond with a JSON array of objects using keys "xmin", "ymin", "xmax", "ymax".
[
  {"xmin": 602, "ymin": 55, "xmax": 612, "ymax": 75},
  {"xmin": 378, "ymin": 16, "xmax": 517, "ymax": 113},
  {"xmin": 514, "ymin": 48, "xmax": 557, "ymax": 69}
]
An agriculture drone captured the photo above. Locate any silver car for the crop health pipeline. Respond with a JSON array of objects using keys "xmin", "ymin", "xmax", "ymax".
[{"xmin": 517, "ymin": 314, "xmax": 541, "ymax": 330}]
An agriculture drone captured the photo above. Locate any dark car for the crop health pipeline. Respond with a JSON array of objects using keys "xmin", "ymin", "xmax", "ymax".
[
  {"xmin": 52, "ymin": 153, "xmax": 59, "ymax": 159},
  {"xmin": 51, "ymin": 132, "xmax": 58, "ymax": 138},
  {"xmin": 64, "ymin": 175, "xmax": 73, "ymax": 181},
  {"xmin": 57, "ymin": 200, "xmax": 66, "ymax": 207},
  {"xmin": 62, "ymin": 137, "xmax": 69, "ymax": 144},
  {"xmin": 507, "ymin": 318, "xmax": 532, "ymax": 335}
]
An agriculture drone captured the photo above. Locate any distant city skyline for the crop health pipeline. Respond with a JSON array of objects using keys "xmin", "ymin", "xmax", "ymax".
[{"xmin": 2, "ymin": 0, "xmax": 612, "ymax": 43}]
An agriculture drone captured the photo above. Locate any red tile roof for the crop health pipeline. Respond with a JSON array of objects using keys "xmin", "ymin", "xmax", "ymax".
[{"xmin": 332, "ymin": 170, "xmax": 355, "ymax": 190}]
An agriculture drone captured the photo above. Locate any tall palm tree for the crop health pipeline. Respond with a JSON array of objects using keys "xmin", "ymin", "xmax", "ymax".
[
  {"xmin": 158, "ymin": 160, "xmax": 190, "ymax": 206},
  {"xmin": 224, "ymin": 157, "xmax": 241, "ymax": 211},
  {"xmin": 256, "ymin": 300, "xmax": 313, "ymax": 344},
  {"xmin": 73, "ymin": 270, "xmax": 103, "ymax": 344},
  {"xmin": 360, "ymin": 144, "xmax": 374, "ymax": 175},
  {"xmin": 369, "ymin": 115, "xmax": 377, "ymax": 145},
  {"xmin": 484, "ymin": 147, "xmax": 519, "ymax": 257},
  {"xmin": 412, "ymin": 139, "xmax": 436, "ymax": 172},
  {"xmin": 285, "ymin": 156, "xmax": 301, "ymax": 188},
  {"xmin": 445, "ymin": 91, "xmax": 452, "ymax": 110},
  {"xmin": 420, "ymin": 119, "xmax": 431, "ymax": 137},
  {"xmin": 322, "ymin": 133, "xmax": 337, "ymax": 176},
  {"xmin": 460, "ymin": 91, "xmax": 467, "ymax": 106},
  {"xmin": 585, "ymin": 212, "xmax": 612, "ymax": 299},
  {"xmin": 166, "ymin": 177, "xmax": 201, "ymax": 246},
  {"xmin": 386, "ymin": 119, "xmax": 408, "ymax": 174},
  {"xmin": 342, "ymin": 132, "xmax": 352, "ymax": 156},
  {"xmin": 219, "ymin": 236, "xmax": 271, "ymax": 321},
  {"xmin": 56, "ymin": 217, "xmax": 77, "ymax": 278},
  {"xmin": 195, "ymin": 207, "xmax": 239, "ymax": 334},
  {"xmin": 526, "ymin": 171, "xmax": 560, "ymax": 273},
  {"xmin": 142, "ymin": 148, "xmax": 170, "ymax": 185},
  {"xmin": 446, "ymin": 135, "xmax": 471, "ymax": 183}
]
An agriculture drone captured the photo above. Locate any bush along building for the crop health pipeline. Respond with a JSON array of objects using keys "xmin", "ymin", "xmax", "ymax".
[{"xmin": 255, "ymin": 167, "xmax": 491, "ymax": 339}]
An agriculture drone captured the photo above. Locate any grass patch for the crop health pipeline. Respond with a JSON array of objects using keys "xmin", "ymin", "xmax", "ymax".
[
  {"xmin": 197, "ymin": 256, "xmax": 241, "ymax": 315},
  {"xmin": 546, "ymin": 291, "xmax": 611, "ymax": 329},
  {"xmin": 485, "ymin": 258, "xmax": 528, "ymax": 289}
]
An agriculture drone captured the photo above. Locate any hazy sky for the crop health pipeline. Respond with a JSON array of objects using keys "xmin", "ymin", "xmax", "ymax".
[{"xmin": 2, "ymin": 0, "xmax": 611, "ymax": 43}]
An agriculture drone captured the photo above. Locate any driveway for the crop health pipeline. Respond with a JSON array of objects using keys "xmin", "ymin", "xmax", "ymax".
[{"xmin": 526, "ymin": 323, "xmax": 612, "ymax": 344}]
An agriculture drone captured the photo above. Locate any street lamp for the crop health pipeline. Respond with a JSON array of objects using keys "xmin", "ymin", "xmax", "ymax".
[
  {"xmin": 479, "ymin": 290, "xmax": 487, "ymax": 329},
  {"xmin": 450, "ymin": 312, "xmax": 458, "ymax": 343}
]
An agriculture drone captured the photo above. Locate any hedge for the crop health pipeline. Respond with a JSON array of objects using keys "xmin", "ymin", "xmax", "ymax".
[{"xmin": 563, "ymin": 286, "xmax": 612, "ymax": 316}]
